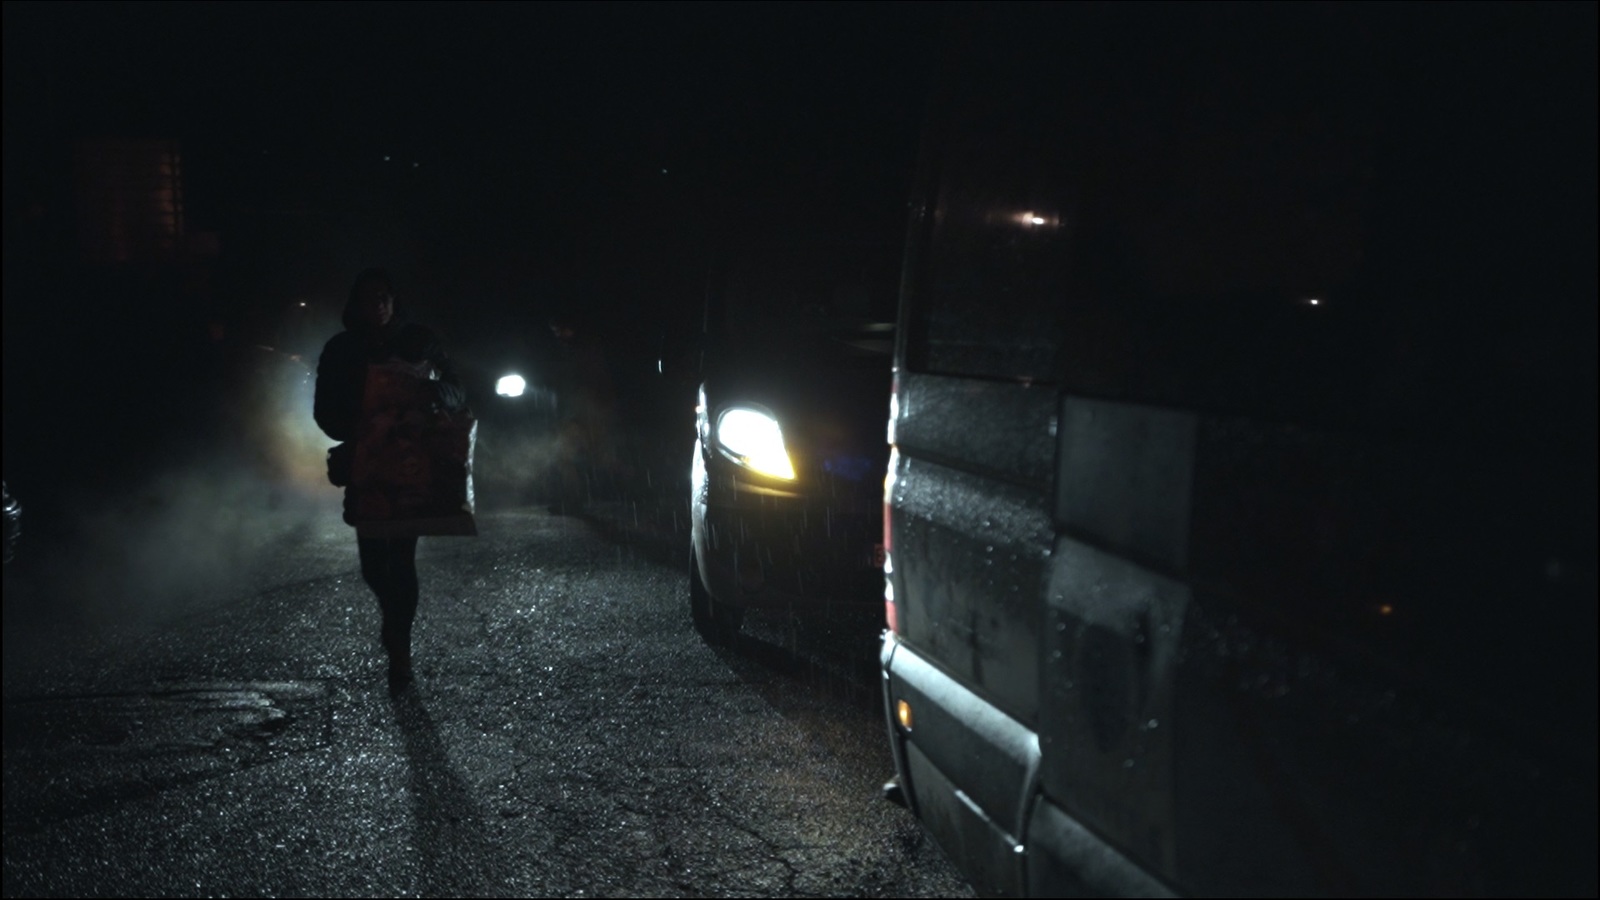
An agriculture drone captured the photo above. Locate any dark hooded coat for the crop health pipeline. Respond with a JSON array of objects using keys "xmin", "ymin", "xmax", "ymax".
[{"xmin": 314, "ymin": 288, "xmax": 466, "ymax": 445}]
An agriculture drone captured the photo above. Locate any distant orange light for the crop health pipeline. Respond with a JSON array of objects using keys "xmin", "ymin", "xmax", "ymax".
[
  {"xmin": 896, "ymin": 699, "xmax": 913, "ymax": 731},
  {"xmin": 1378, "ymin": 604, "xmax": 1394, "ymax": 616}
]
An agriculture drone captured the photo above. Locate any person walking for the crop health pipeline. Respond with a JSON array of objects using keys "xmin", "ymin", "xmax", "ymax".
[
  {"xmin": 315, "ymin": 268, "xmax": 467, "ymax": 695},
  {"xmin": 546, "ymin": 309, "xmax": 619, "ymax": 513}
]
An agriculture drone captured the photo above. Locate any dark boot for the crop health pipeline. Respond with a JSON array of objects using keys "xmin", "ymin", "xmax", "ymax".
[{"xmin": 383, "ymin": 631, "xmax": 414, "ymax": 697}]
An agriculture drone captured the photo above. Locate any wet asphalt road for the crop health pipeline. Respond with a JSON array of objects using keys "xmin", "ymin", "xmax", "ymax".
[{"xmin": 1, "ymin": 491, "xmax": 972, "ymax": 898}]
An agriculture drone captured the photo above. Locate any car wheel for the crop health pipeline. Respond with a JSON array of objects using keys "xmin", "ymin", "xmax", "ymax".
[{"xmin": 689, "ymin": 548, "xmax": 742, "ymax": 644}]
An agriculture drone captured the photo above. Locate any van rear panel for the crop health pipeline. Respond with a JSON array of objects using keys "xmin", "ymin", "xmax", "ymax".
[{"xmin": 889, "ymin": 373, "xmax": 1055, "ymax": 726}]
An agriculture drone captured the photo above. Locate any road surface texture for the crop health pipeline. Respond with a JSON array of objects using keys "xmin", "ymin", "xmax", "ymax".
[{"xmin": 3, "ymin": 488, "xmax": 971, "ymax": 898}]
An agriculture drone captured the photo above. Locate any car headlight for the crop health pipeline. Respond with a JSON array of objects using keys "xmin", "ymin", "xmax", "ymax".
[
  {"xmin": 715, "ymin": 407, "xmax": 796, "ymax": 480},
  {"xmin": 495, "ymin": 374, "xmax": 527, "ymax": 397}
]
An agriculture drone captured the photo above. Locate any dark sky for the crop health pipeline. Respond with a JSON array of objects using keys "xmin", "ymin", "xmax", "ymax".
[{"xmin": 3, "ymin": 1, "xmax": 939, "ymax": 337}]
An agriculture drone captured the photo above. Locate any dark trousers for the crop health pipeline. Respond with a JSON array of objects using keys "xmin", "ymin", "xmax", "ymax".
[{"xmin": 358, "ymin": 536, "xmax": 420, "ymax": 658}]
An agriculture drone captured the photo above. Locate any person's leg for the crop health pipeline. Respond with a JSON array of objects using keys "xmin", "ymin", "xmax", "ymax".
[
  {"xmin": 358, "ymin": 536, "xmax": 421, "ymax": 692},
  {"xmin": 357, "ymin": 535, "xmax": 388, "ymax": 601},
  {"xmin": 384, "ymin": 536, "xmax": 420, "ymax": 660}
]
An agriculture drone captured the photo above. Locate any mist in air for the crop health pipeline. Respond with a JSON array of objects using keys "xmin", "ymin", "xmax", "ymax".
[{"xmin": 5, "ymin": 353, "xmax": 349, "ymax": 648}]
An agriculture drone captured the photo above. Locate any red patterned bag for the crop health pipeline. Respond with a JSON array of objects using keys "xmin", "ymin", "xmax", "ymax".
[{"xmin": 346, "ymin": 361, "xmax": 477, "ymax": 537}]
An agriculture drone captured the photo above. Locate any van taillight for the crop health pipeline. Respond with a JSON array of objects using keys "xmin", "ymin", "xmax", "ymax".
[
  {"xmin": 884, "ymin": 445, "xmax": 899, "ymax": 634},
  {"xmin": 884, "ymin": 376, "xmax": 900, "ymax": 635},
  {"xmin": 885, "ymin": 574, "xmax": 899, "ymax": 635},
  {"xmin": 883, "ymin": 468, "xmax": 895, "ymax": 556}
]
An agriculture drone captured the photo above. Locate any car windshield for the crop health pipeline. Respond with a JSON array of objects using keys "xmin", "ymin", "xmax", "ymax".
[{"xmin": 712, "ymin": 240, "xmax": 900, "ymax": 371}]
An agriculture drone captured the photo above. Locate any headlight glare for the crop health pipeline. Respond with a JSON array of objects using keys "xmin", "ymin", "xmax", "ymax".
[
  {"xmin": 495, "ymin": 374, "xmax": 527, "ymax": 398},
  {"xmin": 716, "ymin": 407, "xmax": 796, "ymax": 480}
]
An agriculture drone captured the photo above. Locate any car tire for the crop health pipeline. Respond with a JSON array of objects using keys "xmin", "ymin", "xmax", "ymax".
[{"xmin": 689, "ymin": 548, "xmax": 742, "ymax": 645}]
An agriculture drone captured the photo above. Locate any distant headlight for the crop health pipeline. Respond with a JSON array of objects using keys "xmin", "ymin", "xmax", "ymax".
[
  {"xmin": 715, "ymin": 407, "xmax": 796, "ymax": 480},
  {"xmin": 495, "ymin": 374, "xmax": 527, "ymax": 398}
]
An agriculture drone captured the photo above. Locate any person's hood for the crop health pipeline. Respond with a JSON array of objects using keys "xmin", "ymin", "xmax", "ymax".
[{"xmin": 340, "ymin": 289, "xmax": 409, "ymax": 335}]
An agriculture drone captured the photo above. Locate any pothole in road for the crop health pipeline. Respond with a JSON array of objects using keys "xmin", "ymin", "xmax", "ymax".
[{"xmin": 3, "ymin": 681, "xmax": 331, "ymax": 833}]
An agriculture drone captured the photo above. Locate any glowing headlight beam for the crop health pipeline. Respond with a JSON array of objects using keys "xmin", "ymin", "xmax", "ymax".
[
  {"xmin": 716, "ymin": 407, "xmax": 796, "ymax": 480},
  {"xmin": 495, "ymin": 374, "xmax": 527, "ymax": 398}
]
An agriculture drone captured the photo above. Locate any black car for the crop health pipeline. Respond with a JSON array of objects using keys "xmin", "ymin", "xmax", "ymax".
[{"xmin": 687, "ymin": 244, "xmax": 897, "ymax": 643}]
